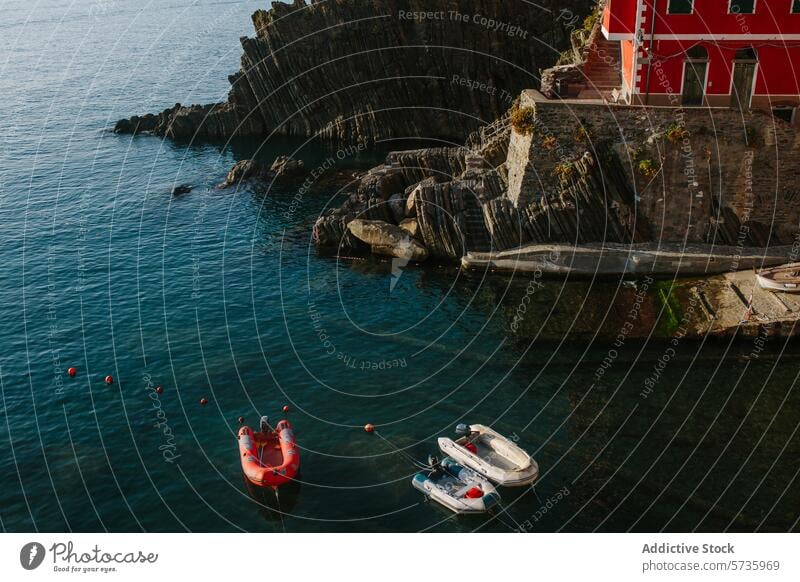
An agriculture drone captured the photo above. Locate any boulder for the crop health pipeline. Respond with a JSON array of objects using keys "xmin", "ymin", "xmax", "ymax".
[
  {"xmin": 218, "ymin": 155, "xmax": 305, "ymax": 188},
  {"xmin": 388, "ymin": 193, "xmax": 407, "ymax": 224},
  {"xmin": 405, "ymin": 186, "xmax": 418, "ymax": 217},
  {"xmin": 399, "ymin": 218, "xmax": 420, "ymax": 239},
  {"xmin": 347, "ymin": 219, "xmax": 428, "ymax": 261},
  {"xmin": 270, "ymin": 155, "xmax": 305, "ymax": 178},
  {"xmin": 171, "ymin": 184, "xmax": 193, "ymax": 195},
  {"xmin": 218, "ymin": 159, "xmax": 269, "ymax": 188}
]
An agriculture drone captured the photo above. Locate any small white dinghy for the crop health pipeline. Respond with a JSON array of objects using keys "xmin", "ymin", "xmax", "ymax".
[
  {"xmin": 756, "ymin": 263, "xmax": 800, "ymax": 292},
  {"xmin": 438, "ymin": 424, "xmax": 539, "ymax": 487},
  {"xmin": 412, "ymin": 457, "xmax": 500, "ymax": 514}
]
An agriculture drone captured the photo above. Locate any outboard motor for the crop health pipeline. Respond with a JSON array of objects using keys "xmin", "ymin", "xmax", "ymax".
[
  {"xmin": 455, "ymin": 423, "xmax": 469, "ymax": 436},
  {"xmin": 260, "ymin": 416, "xmax": 270, "ymax": 433},
  {"xmin": 427, "ymin": 455, "xmax": 443, "ymax": 478}
]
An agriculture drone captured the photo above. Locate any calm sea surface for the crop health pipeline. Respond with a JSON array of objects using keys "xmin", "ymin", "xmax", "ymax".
[{"xmin": 1, "ymin": 0, "xmax": 798, "ymax": 532}]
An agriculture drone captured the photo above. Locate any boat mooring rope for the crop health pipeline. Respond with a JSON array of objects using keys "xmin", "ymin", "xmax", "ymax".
[
  {"xmin": 531, "ymin": 483, "xmax": 542, "ymax": 505},
  {"xmin": 369, "ymin": 425, "xmax": 528, "ymax": 531},
  {"xmin": 273, "ymin": 487, "xmax": 287, "ymax": 534},
  {"xmin": 491, "ymin": 502, "xmax": 524, "ymax": 532},
  {"xmin": 373, "ymin": 430, "xmax": 431, "ymax": 471},
  {"xmin": 489, "ymin": 508, "xmax": 523, "ymax": 532}
]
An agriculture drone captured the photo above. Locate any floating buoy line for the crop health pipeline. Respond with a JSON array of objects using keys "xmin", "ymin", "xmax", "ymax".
[{"xmin": 64, "ymin": 367, "xmax": 537, "ymax": 529}]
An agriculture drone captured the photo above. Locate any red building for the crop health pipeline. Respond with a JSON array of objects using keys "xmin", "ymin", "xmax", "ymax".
[{"xmin": 602, "ymin": 0, "xmax": 800, "ymax": 121}]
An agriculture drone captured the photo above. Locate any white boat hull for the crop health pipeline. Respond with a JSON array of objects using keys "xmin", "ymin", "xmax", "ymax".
[
  {"xmin": 438, "ymin": 424, "xmax": 539, "ymax": 487},
  {"xmin": 412, "ymin": 458, "xmax": 500, "ymax": 514},
  {"xmin": 756, "ymin": 273, "xmax": 800, "ymax": 292}
]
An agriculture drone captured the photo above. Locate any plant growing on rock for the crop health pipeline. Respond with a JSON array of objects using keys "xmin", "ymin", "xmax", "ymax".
[
  {"xmin": 553, "ymin": 162, "xmax": 576, "ymax": 182},
  {"xmin": 638, "ymin": 158, "xmax": 659, "ymax": 179},
  {"xmin": 583, "ymin": 1, "xmax": 603, "ymax": 34},
  {"xmin": 574, "ymin": 124, "xmax": 592, "ymax": 144},
  {"xmin": 510, "ymin": 105, "xmax": 536, "ymax": 136},
  {"xmin": 664, "ymin": 123, "xmax": 688, "ymax": 144},
  {"xmin": 541, "ymin": 135, "xmax": 558, "ymax": 150}
]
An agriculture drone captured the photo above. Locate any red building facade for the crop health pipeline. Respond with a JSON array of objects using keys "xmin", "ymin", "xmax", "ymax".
[{"xmin": 602, "ymin": 0, "xmax": 800, "ymax": 121}]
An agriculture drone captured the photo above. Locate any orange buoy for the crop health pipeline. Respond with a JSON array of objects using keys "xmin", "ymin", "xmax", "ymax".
[
  {"xmin": 155, "ymin": 385, "xmax": 163, "ymax": 395},
  {"xmin": 67, "ymin": 367, "xmax": 77, "ymax": 378},
  {"xmin": 200, "ymin": 397, "xmax": 208, "ymax": 406},
  {"xmin": 364, "ymin": 423, "xmax": 375, "ymax": 433},
  {"xmin": 104, "ymin": 375, "xmax": 114, "ymax": 385},
  {"xmin": 282, "ymin": 405, "xmax": 290, "ymax": 413}
]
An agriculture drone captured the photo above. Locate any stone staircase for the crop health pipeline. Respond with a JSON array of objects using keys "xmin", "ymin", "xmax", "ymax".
[
  {"xmin": 463, "ymin": 194, "xmax": 492, "ymax": 253},
  {"xmin": 577, "ymin": 30, "xmax": 622, "ymax": 101}
]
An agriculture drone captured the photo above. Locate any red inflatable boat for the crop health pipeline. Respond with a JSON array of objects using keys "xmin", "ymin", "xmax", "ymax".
[{"xmin": 238, "ymin": 417, "xmax": 299, "ymax": 488}]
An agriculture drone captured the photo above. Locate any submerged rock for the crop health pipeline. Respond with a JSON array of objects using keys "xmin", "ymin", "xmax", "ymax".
[
  {"xmin": 347, "ymin": 219, "xmax": 428, "ymax": 262},
  {"xmin": 171, "ymin": 184, "xmax": 193, "ymax": 195}
]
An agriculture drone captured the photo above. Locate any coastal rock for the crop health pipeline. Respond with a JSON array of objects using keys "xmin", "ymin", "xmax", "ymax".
[
  {"xmin": 314, "ymin": 141, "xmax": 506, "ymax": 260},
  {"xmin": 270, "ymin": 155, "xmax": 305, "ymax": 178},
  {"xmin": 218, "ymin": 160, "xmax": 270, "ymax": 188},
  {"xmin": 399, "ymin": 218, "xmax": 420, "ymax": 240},
  {"xmin": 218, "ymin": 156, "xmax": 305, "ymax": 188},
  {"xmin": 347, "ymin": 219, "xmax": 428, "ymax": 262},
  {"xmin": 388, "ymin": 193, "xmax": 407, "ymax": 224},
  {"xmin": 115, "ymin": 102, "xmax": 264, "ymax": 139},
  {"xmin": 171, "ymin": 184, "xmax": 193, "ymax": 195},
  {"xmin": 113, "ymin": 0, "xmax": 588, "ymax": 144}
]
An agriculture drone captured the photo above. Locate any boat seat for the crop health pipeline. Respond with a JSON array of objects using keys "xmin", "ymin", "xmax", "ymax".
[{"xmin": 452, "ymin": 484, "xmax": 477, "ymax": 498}]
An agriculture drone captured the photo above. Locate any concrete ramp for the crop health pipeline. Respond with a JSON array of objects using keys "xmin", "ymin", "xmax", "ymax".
[{"xmin": 461, "ymin": 243, "xmax": 797, "ymax": 279}]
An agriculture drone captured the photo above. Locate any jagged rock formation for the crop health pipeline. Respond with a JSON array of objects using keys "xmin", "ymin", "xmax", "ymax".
[
  {"xmin": 315, "ymin": 85, "xmax": 800, "ymax": 262},
  {"xmin": 114, "ymin": 0, "xmax": 589, "ymax": 143},
  {"xmin": 218, "ymin": 155, "xmax": 305, "ymax": 188},
  {"xmin": 313, "ymin": 117, "xmax": 512, "ymax": 260}
]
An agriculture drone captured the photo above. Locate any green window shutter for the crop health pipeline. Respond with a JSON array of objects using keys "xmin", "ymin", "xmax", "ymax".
[
  {"xmin": 730, "ymin": 0, "xmax": 755, "ymax": 13},
  {"xmin": 668, "ymin": 0, "xmax": 693, "ymax": 15}
]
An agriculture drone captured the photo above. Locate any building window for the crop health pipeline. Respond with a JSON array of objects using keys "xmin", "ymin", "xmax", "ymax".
[
  {"xmin": 668, "ymin": 0, "xmax": 693, "ymax": 14},
  {"xmin": 793, "ymin": 0, "xmax": 800, "ymax": 13},
  {"xmin": 773, "ymin": 106, "xmax": 796, "ymax": 124},
  {"xmin": 734, "ymin": 47, "xmax": 758, "ymax": 61},
  {"xmin": 729, "ymin": 0, "xmax": 756, "ymax": 14}
]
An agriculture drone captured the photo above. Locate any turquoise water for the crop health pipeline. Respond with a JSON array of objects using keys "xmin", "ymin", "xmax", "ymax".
[{"xmin": 1, "ymin": 0, "xmax": 798, "ymax": 532}]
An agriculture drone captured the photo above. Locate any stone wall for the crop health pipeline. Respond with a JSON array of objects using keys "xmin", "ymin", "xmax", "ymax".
[{"xmin": 507, "ymin": 89, "xmax": 800, "ymax": 246}]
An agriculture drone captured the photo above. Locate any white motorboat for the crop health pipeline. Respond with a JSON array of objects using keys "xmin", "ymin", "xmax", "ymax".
[
  {"xmin": 412, "ymin": 457, "xmax": 500, "ymax": 514},
  {"xmin": 438, "ymin": 424, "xmax": 539, "ymax": 487},
  {"xmin": 756, "ymin": 263, "xmax": 800, "ymax": 292}
]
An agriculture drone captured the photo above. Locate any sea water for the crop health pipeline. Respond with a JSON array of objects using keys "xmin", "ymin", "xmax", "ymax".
[{"xmin": 0, "ymin": 0, "xmax": 797, "ymax": 532}]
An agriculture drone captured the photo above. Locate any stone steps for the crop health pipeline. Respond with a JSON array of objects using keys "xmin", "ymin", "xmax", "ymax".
[
  {"xmin": 463, "ymin": 196, "xmax": 491, "ymax": 252},
  {"xmin": 581, "ymin": 35, "xmax": 621, "ymax": 98}
]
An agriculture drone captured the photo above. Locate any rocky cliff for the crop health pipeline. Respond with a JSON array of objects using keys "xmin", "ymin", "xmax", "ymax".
[
  {"xmin": 314, "ymin": 87, "xmax": 800, "ymax": 262},
  {"xmin": 114, "ymin": 0, "xmax": 589, "ymax": 143}
]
